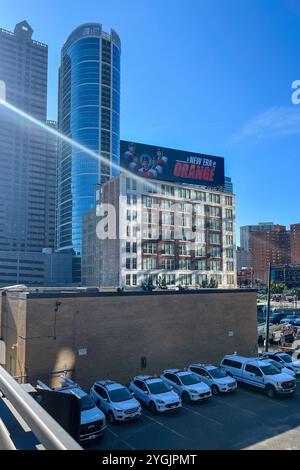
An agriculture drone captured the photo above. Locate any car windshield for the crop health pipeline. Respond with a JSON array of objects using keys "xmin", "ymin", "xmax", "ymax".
[
  {"xmin": 80, "ymin": 395, "xmax": 95, "ymax": 411},
  {"xmin": 260, "ymin": 365, "xmax": 281, "ymax": 376},
  {"xmin": 279, "ymin": 354, "xmax": 292, "ymax": 363},
  {"xmin": 108, "ymin": 387, "xmax": 132, "ymax": 403},
  {"xmin": 269, "ymin": 360, "xmax": 283, "ymax": 370},
  {"xmin": 179, "ymin": 373, "xmax": 201, "ymax": 385},
  {"xmin": 147, "ymin": 381, "xmax": 171, "ymax": 394},
  {"xmin": 209, "ymin": 367, "xmax": 228, "ymax": 379}
]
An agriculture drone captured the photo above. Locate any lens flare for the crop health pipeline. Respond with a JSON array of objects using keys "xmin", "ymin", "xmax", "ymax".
[{"xmin": 0, "ymin": 96, "xmax": 157, "ymax": 191}]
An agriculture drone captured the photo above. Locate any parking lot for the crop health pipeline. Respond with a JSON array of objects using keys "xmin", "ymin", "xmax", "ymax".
[{"xmin": 88, "ymin": 377, "xmax": 300, "ymax": 450}]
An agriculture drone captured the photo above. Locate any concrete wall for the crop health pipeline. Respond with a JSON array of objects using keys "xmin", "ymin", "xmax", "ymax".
[{"xmin": 1, "ymin": 290, "xmax": 257, "ymax": 390}]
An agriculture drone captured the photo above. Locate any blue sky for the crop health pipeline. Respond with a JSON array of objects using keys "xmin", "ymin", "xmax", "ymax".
[{"xmin": 1, "ymin": 0, "xmax": 300, "ymax": 241}]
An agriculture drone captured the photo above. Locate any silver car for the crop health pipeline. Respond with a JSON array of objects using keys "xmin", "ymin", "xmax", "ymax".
[{"xmin": 188, "ymin": 364, "xmax": 237, "ymax": 395}]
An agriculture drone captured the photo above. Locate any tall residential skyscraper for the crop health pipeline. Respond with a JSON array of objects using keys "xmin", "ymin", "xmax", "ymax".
[
  {"xmin": 56, "ymin": 23, "xmax": 121, "ymax": 282},
  {"xmin": 0, "ymin": 21, "xmax": 56, "ymax": 253}
]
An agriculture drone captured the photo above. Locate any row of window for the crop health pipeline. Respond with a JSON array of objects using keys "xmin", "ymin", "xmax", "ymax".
[
  {"xmin": 125, "ymin": 273, "xmax": 235, "ymax": 287},
  {"xmin": 125, "ymin": 178, "xmax": 233, "ymax": 206}
]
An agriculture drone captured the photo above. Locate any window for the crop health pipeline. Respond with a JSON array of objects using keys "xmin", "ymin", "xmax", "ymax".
[
  {"xmin": 161, "ymin": 259, "xmax": 175, "ymax": 270},
  {"xmin": 227, "ymin": 274, "xmax": 235, "ymax": 285},
  {"xmin": 194, "ymin": 260, "xmax": 206, "ymax": 270},
  {"xmin": 126, "ymin": 210, "xmax": 131, "ymax": 221},
  {"xmin": 178, "ymin": 244, "xmax": 191, "ymax": 256},
  {"xmin": 132, "ymin": 258, "xmax": 137, "ymax": 269},
  {"xmin": 143, "ymin": 258, "xmax": 157, "ymax": 269},
  {"xmin": 126, "ymin": 178, "xmax": 131, "ymax": 190},
  {"xmin": 179, "ymin": 274, "xmax": 193, "ymax": 285},
  {"xmin": 208, "ymin": 219, "xmax": 221, "ymax": 230},
  {"xmin": 195, "ymin": 191, "xmax": 206, "ymax": 201},
  {"xmin": 161, "ymin": 243, "xmax": 174, "ymax": 255},
  {"xmin": 209, "ymin": 193, "xmax": 220, "ymax": 204},
  {"xmin": 161, "ymin": 213, "xmax": 174, "ymax": 225},
  {"xmin": 209, "ymin": 233, "xmax": 221, "ymax": 244},
  {"xmin": 226, "ymin": 261, "xmax": 234, "ymax": 271},
  {"xmin": 143, "ymin": 243, "xmax": 157, "ymax": 254},
  {"xmin": 132, "ymin": 274, "xmax": 137, "ymax": 286},
  {"xmin": 210, "ymin": 260, "xmax": 221, "ymax": 271},
  {"xmin": 132, "ymin": 180, "xmax": 137, "ymax": 191},
  {"xmin": 245, "ymin": 365, "xmax": 262, "ymax": 376},
  {"xmin": 178, "ymin": 259, "xmax": 191, "ymax": 270},
  {"xmin": 226, "ymin": 248, "xmax": 233, "ymax": 258},
  {"xmin": 195, "ymin": 246, "xmax": 206, "ymax": 257},
  {"xmin": 133, "ymin": 380, "xmax": 147, "ymax": 391},
  {"xmin": 222, "ymin": 359, "xmax": 242, "ymax": 369},
  {"xmin": 226, "ymin": 235, "xmax": 233, "ymax": 245},
  {"xmin": 161, "ymin": 199, "xmax": 173, "ymax": 210},
  {"xmin": 126, "ymin": 274, "xmax": 131, "ymax": 285},
  {"xmin": 207, "ymin": 206, "xmax": 221, "ymax": 217},
  {"xmin": 177, "ymin": 188, "xmax": 191, "ymax": 199},
  {"xmin": 161, "ymin": 274, "xmax": 176, "ymax": 285},
  {"xmin": 226, "ymin": 221, "xmax": 233, "ymax": 232},
  {"xmin": 132, "ymin": 242, "xmax": 137, "ymax": 253},
  {"xmin": 126, "ymin": 242, "xmax": 130, "ymax": 253},
  {"xmin": 126, "ymin": 258, "xmax": 131, "ymax": 269},
  {"xmin": 225, "ymin": 209, "xmax": 233, "ymax": 219},
  {"xmin": 225, "ymin": 196, "xmax": 233, "ymax": 206}
]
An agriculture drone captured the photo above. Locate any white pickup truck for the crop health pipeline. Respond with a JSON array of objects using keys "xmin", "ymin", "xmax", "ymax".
[{"xmin": 220, "ymin": 355, "xmax": 296, "ymax": 398}]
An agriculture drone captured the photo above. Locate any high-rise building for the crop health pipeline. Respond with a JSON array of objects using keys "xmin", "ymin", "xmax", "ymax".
[
  {"xmin": 56, "ymin": 23, "xmax": 121, "ymax": 282},
  {"xmin": 82, "ymin": 175, "xmax": 237, "ymax": 288},
  {"xmin": 290, "ymin": 223, "xmax": 300, "ymax": 265},
  {"xmin": 251, "ymin": 225, "xmax": 291, "ymax": 284},
  {"xmin": 240, "ymin": 222, "xmax": 274, "ymax": 252},
  {"xmin": 0, "ymin": 21, "xmax": 56, "ymax": 254}
]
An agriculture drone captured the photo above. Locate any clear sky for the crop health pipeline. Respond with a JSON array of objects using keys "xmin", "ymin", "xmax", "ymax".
[{"xmin": 1, "ymin": 0, "xmax": 300, "ymax": 241}]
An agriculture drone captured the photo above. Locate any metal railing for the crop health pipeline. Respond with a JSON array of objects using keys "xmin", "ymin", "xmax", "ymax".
[{"xmin": 0, "ymin": 365, "xmax": 82, "ymax": 450}]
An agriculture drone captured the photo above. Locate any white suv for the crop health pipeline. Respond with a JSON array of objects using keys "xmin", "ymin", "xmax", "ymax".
[
  {"xmin": 160, "ymin": 369, "xmax": 212, "ymax": 402},
  {"xmin": 188, "ymin": 364, "xmax": 237, "ymax": 395},
  {"xmin": 261, "ymin": 352, "xmax": 300, "ymax": 375},
  {"xmin": 90, "ymin": 380, "xmax": 141, "ymax": 423},
  {"xmin": 129, "ymin": 375, "xmax": 182, "ymax": 413}
]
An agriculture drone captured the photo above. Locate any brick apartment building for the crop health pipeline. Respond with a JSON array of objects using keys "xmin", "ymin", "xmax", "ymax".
[
  {"xmin": 290, "ymin": 223, "xmax": 300, "ymax": 265},
  {"xmin": 251, "ymin": 225, "xmax": 291, "ymax": 284}
]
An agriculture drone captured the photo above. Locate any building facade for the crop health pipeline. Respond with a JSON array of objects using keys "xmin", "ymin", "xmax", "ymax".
[
  {"xmin": 251, "ymin": 225, "xmax": 291, "ymax": 284},
  {"xmin": 240, "ymin": 222, "xmax": 275, "ymax": 252},
  {"xmin": 0, "ymin": 249, "xmax": 72, "ymax": 287},
  {"xmin": 56, "ymin": 23, "xmax": 121, "ymax": 282},
  {"xmin": 0, "ymin": 287, "xmax": 257, "ymax": 388},
  {"xmin": 82, "ymin": 174, "xmax": 237, "ymax": 288},
  {"xmin": 290, "ymin": 223, "xmax": 300, "ymax": 266},
  {"xmin": 0, "ymin": 21, "xmax": 56, "ymax": 253}
]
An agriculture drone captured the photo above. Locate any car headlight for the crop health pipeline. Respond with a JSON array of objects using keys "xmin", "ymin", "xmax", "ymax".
[
  {"xmin": 156, "ymin": 400, "xmax": 165, "ymax": 405},
  {"xmin": 190, "ymin": 389, "xmax": 198, "ymax": 394}
]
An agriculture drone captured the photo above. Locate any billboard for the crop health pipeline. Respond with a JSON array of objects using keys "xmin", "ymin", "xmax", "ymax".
[{"xmin": 120, "ymin": 140, "xmax": 225, "ymax": 188}]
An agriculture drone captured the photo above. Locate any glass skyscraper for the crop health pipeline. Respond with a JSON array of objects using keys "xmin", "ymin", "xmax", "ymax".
[{"xmin": 56, "ymin": 23, "xmax": 121, "ymax": 282}]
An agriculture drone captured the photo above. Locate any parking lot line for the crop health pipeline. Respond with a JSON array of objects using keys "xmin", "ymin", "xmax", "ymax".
[
  {"xmin": 144, "ymin": 414, "xmax": 189, "ymax": 441},
  {"xmin": 182, "ymin": 405, "xmax": 223, "ymax": 427},
  {"xmin": 237, "ymin": 388, "xmax": 291, "ymax": 408},
  {"xmin": 107, "ymin": 427, "xmax": 136, "ymax": 450},
  {"xmin": 212, "ymin": 396, "xmax": 258, "ymax": 418}
]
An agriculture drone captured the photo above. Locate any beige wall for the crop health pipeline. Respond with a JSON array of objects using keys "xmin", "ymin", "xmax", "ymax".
[{"xmin": 1, "ymin": 290, "xmax": 257, "ymax": 390}]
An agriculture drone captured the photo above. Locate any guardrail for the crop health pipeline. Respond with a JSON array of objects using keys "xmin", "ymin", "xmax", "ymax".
[{"xmin": 0, "ymin": 365, "xmax": 82, "ymax": 450}]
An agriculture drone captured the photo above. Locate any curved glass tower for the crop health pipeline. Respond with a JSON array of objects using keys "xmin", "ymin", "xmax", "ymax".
[{"xmin": 56, "ymin": 23, "xmax": 121, "ymax": 282}]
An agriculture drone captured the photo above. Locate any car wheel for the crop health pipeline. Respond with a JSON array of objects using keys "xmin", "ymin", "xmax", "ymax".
[
  {"xmin": 149, "ymin": 401, "xmax": 157, "ymax": 414},
  {"xmin": 182, "ymin": 391, "xmax": 191, "ymax": 403},
  {"xmin": 266, "ymin": 385, "xmax": 276, "ymax": 399},
  {"xmin": 211, "ymin": 385, "xmax": 219, "ymax": 395},
  {"xmin": 107, "ymin": 410, "xmax": 115, "ymax": 423}
]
